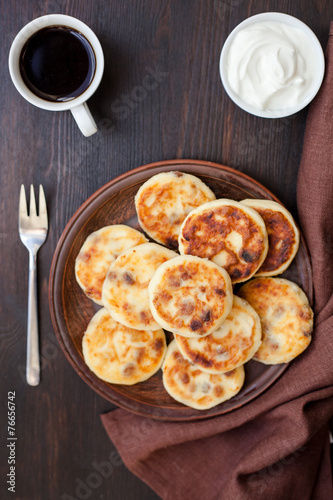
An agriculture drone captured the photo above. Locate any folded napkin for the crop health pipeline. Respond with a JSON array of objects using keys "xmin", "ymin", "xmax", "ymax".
[{"xmin": 101, "ymin": 23, "xmax": 333, "ymax": 500}]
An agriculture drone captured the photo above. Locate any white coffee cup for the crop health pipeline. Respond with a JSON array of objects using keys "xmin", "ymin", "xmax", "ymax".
[{"xmin": 8, "ymin": 14, "xmax": 104, "ymax": 137}]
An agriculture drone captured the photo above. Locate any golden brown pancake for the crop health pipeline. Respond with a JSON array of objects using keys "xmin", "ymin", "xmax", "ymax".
[
  {"xmin": 162, "ymin": 340, "xmax": 245, "ymax": 409},
  {"xmin": 75, "ymin": 225, "xmax": 147, "ymax": 304},
  {"xmin": 82, "ymin": 308, "xmax": 166, "ymax": 385},
  {"xmin": 178, "ymin": 199, "xmax": 268, "ymax": 283},
  {"xmin": 241, "ymin": 199, "xmax": 300, "ymax": 276},
  {"xmin": 238, "ymin": 277, "xmax": 313, "ymax": 364},
  {"xmin": 148, "ymin": 255, "xmax": 233, "ymax": 338},
  {"xmin": 135, "ymin": 171, "xmax": 216, "ymax": 249},
  {"xmin": 102, "ymin": 242, "xmax": 177, "ymax": 330},
  {"xmin": 174, "ymin": 295, "xmax": 261, "ymax": 373}
]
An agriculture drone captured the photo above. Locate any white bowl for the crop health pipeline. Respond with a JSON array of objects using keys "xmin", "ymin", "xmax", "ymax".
[{"xmin": 219, "ymin": 12, "xmax": 325, "ymax": 118}]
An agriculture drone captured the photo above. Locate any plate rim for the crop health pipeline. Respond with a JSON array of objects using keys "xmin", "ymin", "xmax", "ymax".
[{"xmin": 49, "ymin": 159, "xmax": 312, "ymax": 421}]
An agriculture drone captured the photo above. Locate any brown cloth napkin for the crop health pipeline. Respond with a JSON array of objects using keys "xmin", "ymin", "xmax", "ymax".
[{"xmin": 101, "ymin": 24, "xmax": 333, "ymax": 500}]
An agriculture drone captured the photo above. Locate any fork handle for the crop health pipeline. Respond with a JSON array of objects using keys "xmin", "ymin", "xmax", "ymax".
[{"xmin": 26, "ymin": 251, "xmax": 40, "ymax": 386}]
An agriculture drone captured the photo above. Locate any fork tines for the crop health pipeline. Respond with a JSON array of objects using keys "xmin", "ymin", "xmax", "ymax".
[{"xmin": 19, "ymin": 185, "xmax": 48, "ymax": 227}]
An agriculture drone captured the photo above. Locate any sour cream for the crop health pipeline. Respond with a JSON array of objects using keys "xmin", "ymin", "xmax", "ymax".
[{"xmin": 220, "ymin": 15, "xmax": 325, "ymax": 117}]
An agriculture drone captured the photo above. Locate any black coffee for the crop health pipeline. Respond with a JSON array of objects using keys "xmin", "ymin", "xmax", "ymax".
[{"xmin": 19, "ymin": 26, "xmax": 96, "ymax": 102}]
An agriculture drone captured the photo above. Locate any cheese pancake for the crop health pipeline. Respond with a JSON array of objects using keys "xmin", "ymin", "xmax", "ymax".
[
  {"xmin": 148, "ymin": 255, "xmax": 233, "ymax": 338},
  {"xmin": 82, "ymin": 308, "xmax": 166, "ymax": 385},
  {"xmin": 162, "ymin": 340, "xmax": 245, "ymax": 410},
  {"xmin": 241, "ymin": 199, "xmax": 300, "ymax": 276},
  {"xmin": 174, "ymin": 296, "xmax": 261, "ymax": 373},
  {"xmin": 135, "ymin": 171, "xmax": 216, "ymax": 249},
  {"xmin": 238, "ymin": 278, "xmax": 313, "ymax": 365},
  {"xmin": 75, "ymin": 225, "xmax": 148, "ymax": 304},
  {"xmin": 102, "ymin": 243, "xmax": 177, "ymax": 330},
  {"xmin": 179, "ymin": 199, "xmax": 268, "ymax": 283}
]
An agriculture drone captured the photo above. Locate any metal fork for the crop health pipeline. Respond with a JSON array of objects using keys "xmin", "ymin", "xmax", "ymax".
[{"xmin": 19, "ymin": 185, "xmax": 48, "ymax": 386}]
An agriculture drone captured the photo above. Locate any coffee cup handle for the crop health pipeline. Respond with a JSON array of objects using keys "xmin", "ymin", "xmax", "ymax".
[{"xmin": 70, "ymin": 102, "xmax": 98, "ymax": 137}]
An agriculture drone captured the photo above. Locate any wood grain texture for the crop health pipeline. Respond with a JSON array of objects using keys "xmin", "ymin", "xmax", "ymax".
[{"xmin": 1, "ymin": 1, "xmax": 332, "ymax": 499}]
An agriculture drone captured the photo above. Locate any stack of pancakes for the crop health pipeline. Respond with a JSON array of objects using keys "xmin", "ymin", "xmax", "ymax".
[{"xmin": 75, "ymin": 171, "xmax": 313, "ymax": 410}]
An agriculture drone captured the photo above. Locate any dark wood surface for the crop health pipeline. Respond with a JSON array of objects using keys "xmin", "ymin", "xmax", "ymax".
[{"xmin": 1, "ymin": 1, "xmax": 332, "ymax": 499}]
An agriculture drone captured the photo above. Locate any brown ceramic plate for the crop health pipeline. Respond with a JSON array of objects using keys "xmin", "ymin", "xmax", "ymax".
[{"xmin": 49, "ymin": 159, "xmax": 313, "ymax": 421}]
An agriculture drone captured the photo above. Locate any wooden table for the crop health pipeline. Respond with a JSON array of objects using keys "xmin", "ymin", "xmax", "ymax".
[{"xmin": 1, "ymin": 1, "xmax": 332, "ymax": 499}]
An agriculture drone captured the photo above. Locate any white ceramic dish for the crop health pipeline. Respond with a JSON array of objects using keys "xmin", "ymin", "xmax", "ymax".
[{"xmin": 219, "ymin": 12, "xmax": 325, "ymax": 118}]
